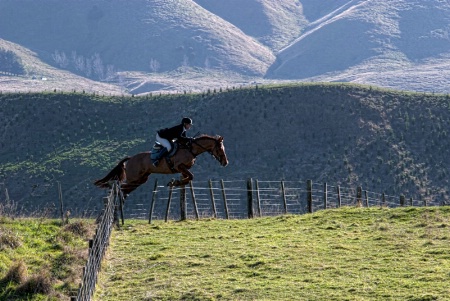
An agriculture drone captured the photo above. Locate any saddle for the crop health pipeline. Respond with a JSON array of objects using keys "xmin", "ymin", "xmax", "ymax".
[{"xmin": 150, "ymin": 141, "xmax": 178, "ymax": 160}]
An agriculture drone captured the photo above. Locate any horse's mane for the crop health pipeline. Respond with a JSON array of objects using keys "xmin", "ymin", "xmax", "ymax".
[{"xmin": 194, "ymin": 134, "xmax": 221, "ymax": 140}]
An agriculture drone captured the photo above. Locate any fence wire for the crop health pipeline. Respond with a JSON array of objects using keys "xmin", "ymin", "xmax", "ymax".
[
  {"xmin": 73, "ymin": 182, "xmax": 122, "ymax": 301},
  {"xmin": 120, "ymin": 179, "xmax": 444, "ymax": 222}
]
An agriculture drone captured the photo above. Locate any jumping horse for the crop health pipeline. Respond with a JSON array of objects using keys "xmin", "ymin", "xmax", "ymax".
[{"xmin": 94, "ymin": 135, "xmax": 228, "ymax": 196}]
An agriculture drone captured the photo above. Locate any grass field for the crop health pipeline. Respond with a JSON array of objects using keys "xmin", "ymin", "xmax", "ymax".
[
  {"xmin": 94, "ymin": 207, "xmax": 450, "ymax": 301},
  {"xmin": 0, "ymin": 217, "xmax": 95, "ymax": 301}
]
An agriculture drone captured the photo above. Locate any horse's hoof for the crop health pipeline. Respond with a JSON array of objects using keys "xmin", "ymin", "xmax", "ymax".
[{"xmin": 167, "ymin": 179, "xmax": 175, "ymax": 187}]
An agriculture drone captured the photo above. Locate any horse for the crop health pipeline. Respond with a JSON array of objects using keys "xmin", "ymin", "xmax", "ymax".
[{"xmin": 94, "ymin": 134, "xmax": 228, "ymax": 196}]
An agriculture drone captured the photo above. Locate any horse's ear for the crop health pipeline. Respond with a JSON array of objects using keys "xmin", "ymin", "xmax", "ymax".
[{"xmin": 218, "ymin": 136, "xmax": 223, "ymax": 142}]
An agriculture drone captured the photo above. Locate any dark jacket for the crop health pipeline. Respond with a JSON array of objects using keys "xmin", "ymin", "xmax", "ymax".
[{"xmin": 157, "ymin": 124, "xmax": 186, "ymax": 141}]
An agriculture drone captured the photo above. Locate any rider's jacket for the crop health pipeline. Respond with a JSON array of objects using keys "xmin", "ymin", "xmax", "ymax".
[{"xmin": 157, "ymin": 124, "xmax": 187, "ymax": 141}]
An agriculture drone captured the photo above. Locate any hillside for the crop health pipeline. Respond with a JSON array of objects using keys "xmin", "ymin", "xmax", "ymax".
[
  {"xmin": 266, "ymin": 0, "xmax": 450, "ymax": 93},
  {"xmin": 0, "ymin": 218, "xmax": 95, "ymax": 300},
  {"xmin": 0, "ymin": 0, "xmax": 274, "ymax": 76},
  {"xmin": 0, "ymin": 39, "xmax": 123, "ymax": 95},
  {"xmin": 95, "ymin": 207, "xmax": 450, "ymax": 300},
  {"xmin": 2, "ymin": 1, "xmax": 450, "ymax": 94},
  {"xmin": 2, "ymin": 207, "xmax": 449, "ymax": 300},
  {"xmin": 192, "ymin": 0, "xmax": 307, "ymax": 51},
  {"xmin": 0, "ymin": 84, "xmax": 448, "ymax": 216}
]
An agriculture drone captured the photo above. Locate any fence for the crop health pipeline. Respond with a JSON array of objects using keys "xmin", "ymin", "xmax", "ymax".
[
  {"xmin": 71, "ymin": 182, "xmax": 124, "ymax": 301},
  {"xmin": 141, "ymin": 178, "xmax": 441, "ymax": 222}
]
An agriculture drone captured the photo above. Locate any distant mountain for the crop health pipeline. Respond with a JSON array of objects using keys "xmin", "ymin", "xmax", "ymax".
[
  {"xmin": 266, "ymin": 0, "xmax": 450, "ymax": 90},
  {"xmin": 192, "ymin": 0, "xmax": 307, "ymax": 51},
  {"xmin": 0, "ymin": 0, "xmax": 274, "ymax": 76},
  {"xmin": 1, "ymin": 0, "xmax": 450, "ymax": 93}
]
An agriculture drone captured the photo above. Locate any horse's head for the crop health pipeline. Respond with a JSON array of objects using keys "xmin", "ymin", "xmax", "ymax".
[
  {"xmin": 211, "ymin": 136, "xmax": 228, "ymax": 167},
  {"xmin": 192, "ymin": 135, "xmax": 229, "ymax": 166}
]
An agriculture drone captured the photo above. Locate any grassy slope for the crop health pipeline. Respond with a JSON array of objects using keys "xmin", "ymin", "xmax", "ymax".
[
  {"xmin": 95, "ymin": 206, "xmax": 450, "ymax": 300},
  {"xmin": 0, "ymin": 39, "xmax": 124, "ymax": 95},
  {"xmin": 0, "ymin": 84, "xmax": 449, "ymax": 216},
  {"xmin": 0, "ymin": 218, "xmax": 96, "ymax": 300}
]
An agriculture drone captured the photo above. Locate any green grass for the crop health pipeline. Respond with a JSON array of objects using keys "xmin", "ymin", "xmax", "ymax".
[
  {"xmin": 0, "ymin": 218, "xmax": 95, "ymax": 301},
  {"xmin": 95, "ymin": 207, "xmax": 450, "ymax": 301}
]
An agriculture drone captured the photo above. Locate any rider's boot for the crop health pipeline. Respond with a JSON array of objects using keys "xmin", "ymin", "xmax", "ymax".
[{"xmin": 153, "ymin": 147, "xmax": 168, "ymax": 167}]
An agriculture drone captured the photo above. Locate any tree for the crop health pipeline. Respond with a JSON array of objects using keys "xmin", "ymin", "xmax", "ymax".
[
  {"xmin": 92, "ymin": 53, "xmax": 104, "ymax": 80},
  {"xmin": 52, "ymin": 50, "xmax": 69, "ymax": 68},
  {"xmin": 0, "ymin": 48, "xmax": 25, "ymax": 75},
  {"xmin": 149, "ymin": 58, "xmax": 160, "ymax": 72}
]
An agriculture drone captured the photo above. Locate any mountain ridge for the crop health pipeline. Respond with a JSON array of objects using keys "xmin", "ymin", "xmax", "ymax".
[{"xmin": 2, "ymin": 0, "xmax": 450, "ymax": 93}]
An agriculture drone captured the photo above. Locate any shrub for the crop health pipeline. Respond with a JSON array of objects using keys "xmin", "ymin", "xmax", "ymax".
[
  {"xmin": 62, "ymin": 220, "xmax": 91, "ymax": 238},
  {"xmin": 2, "ymin": 260, "xmax": 28, "ymax": 284},
  {"xmin": 15, "ymin": 270, "xmax": 53, "ymax": 295},
  {"xmin": 0, "ymin": 228, "xmax": 22, "ymax": 250}
]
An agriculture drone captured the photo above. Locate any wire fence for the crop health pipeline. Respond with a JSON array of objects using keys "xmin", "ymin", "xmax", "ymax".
[
  {"xmin": 120, "ymin": 178, "xmax": 445, "ymax": 222},
  {"xmin": 71, "ymin": 182, "xmax": 123, "ymax": 301}
]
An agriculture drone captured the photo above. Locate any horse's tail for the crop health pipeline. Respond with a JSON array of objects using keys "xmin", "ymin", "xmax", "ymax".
[{"xmin": 93, "ymin": 157, "xmax": 130, "ymax": 188}]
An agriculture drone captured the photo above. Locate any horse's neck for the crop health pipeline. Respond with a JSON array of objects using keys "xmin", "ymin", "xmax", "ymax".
[{"xmin": 192, "ymin": 139, "xmax": 213, "ymax": 155}]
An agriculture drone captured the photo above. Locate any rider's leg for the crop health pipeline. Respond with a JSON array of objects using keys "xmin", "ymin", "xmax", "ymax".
[{"xmin": 153, "ymin": 134, "xmax": 172, "ymax": 166}]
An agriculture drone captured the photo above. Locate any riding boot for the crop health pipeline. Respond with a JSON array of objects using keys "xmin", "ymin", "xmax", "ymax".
[{"xmin": 153, "ymin": 147, "xmax": 168, "ymax": 167}]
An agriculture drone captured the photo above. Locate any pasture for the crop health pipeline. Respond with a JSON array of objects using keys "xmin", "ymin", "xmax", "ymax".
[
  {"xmin": 94, "ymin": 207, "xmax": 450, "ymax": 301},
  {"xmin": 0, "ymin": 218, "xmax": 95, "ymax": 300}
]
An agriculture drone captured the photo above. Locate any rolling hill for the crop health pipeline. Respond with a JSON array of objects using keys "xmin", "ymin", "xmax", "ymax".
[
  {"xmin": 0, "ymin": 84, "xmax": 448, "ymax": 216},
  {"xmin": 1, "ymin": 0, "xmax": 450, "ymax": 93}
]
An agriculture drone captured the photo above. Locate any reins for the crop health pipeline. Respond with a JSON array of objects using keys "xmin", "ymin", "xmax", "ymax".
[{"xmin": 190, "ymin": 136, "xmax": 222, "ymax": 163}]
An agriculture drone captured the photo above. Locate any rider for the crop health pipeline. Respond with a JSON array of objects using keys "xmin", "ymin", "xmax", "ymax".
[{"xmin": 152, "ymin": 117, "xmax": 193, "ymax": 166}]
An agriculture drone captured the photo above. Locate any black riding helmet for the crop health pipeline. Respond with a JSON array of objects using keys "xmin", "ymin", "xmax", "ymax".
[{"xmin": 182, "ymin": 117, "xmax": 193, "ymax": 125}]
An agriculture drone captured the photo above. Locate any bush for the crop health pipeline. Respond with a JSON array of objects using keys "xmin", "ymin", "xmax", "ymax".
[
  {"xmin": 62, "ymin": 220, "xmax": 91, "ymax": 238},
  {"xmin": 15, "ymin": 270, "xmax": 53, "ymax": 295},
  {"xmin": 2, "ymin": 260, "xmax": 28, "ymax": 284},
  {"xmin": 0, "ymin": 228, "xmax": 22, "ymax": 250}
]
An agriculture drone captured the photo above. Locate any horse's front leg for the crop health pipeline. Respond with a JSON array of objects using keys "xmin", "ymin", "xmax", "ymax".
[{"xmin": 168, "ymin": 164, "xmax": 193, "ymax": 187}]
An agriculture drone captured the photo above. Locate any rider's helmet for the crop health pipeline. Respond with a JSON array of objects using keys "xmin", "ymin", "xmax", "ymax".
[{"xmin": 182, "ymin": 117, "xmax": 193, "ymax": 125}]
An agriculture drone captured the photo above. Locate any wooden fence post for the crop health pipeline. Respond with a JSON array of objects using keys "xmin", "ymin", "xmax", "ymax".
[
  {"xmin": 57, "ymin": 181, "xmax": 64, "ymax": 224},
  {"xmin": 323, "ymin": 182, "xmax": 327, "ymax": 210},
  {"xmin": 117, "ymin": 184, "xmax": 124, "ymax": 226},
  {"xmin": 382, "ymin": 192, "xmax": 386, "ymax": 207},
  {"xmin": 189, "ymin": 181, "xmax": 199, "ymax": 220},
  {"xmin": 180, "ymin": 178, "xmax": 186, "ymax": 221},
  {"xmin": 337, "ymin": 185, "xmax": 341, "ymax": 208},
  {"xmin": 306, "ymin": 180, "xmax": 313, "ymax": 213},
  {"xmin": 281, "ymin": 181, "xmax": 287, "ymax": 214},
  {"xmin": 247, "ymin": 178, "xmax": 254, "ymax": 218},
  {"xmin": 165, "ymin": 186, "xmax": 173, "ymax": 222},
  {"xmin": 220, "ymin": 180, "xmax": 229, "ymax": 219},
  {"xmin": 255, "ymin": 180, "xmax": 262, "ymax": 217},
  {"xmin": 114, "ymin": 203, "xmax": 120, "ymax": 228},
  {"xmin": 400, "ymin": 194, "xmax": 405, "ymax": 207},
  {"xmin": 5, "ymin": 188, "xmax": 10, "ymax": 202},
  {"xmin": 148, "ymin": 179, "xmax": 158, "ymax": 224},
  {"xmin": 364, "ymin": 190, "xmax": 369, "ymax": 207},
  {"xmin": 410, "ymin": 197, "xmax": 413, "ymax": 206},
  {"xmin": 356, "ymin": 186, "xmax": 362, "ymax": 207},
  {"xmin": 208, "ymin": 179, "xmax": 217, "ymax": 218}
]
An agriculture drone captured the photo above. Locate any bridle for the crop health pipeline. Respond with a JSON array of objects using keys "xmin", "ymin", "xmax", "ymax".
[{"xmin": 190, "ymin": 137, "xmax": 225, "ymax": 164}]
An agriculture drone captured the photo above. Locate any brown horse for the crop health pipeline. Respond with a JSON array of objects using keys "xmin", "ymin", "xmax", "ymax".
[{"xmin": 94, "ymin": 135, "xmax": 228, "ymax": 196}]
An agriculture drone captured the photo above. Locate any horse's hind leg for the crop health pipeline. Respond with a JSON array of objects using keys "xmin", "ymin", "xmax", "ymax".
[{"xmin": 121, "ymin": 174, "xmax": 150, "ymax": 197}]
